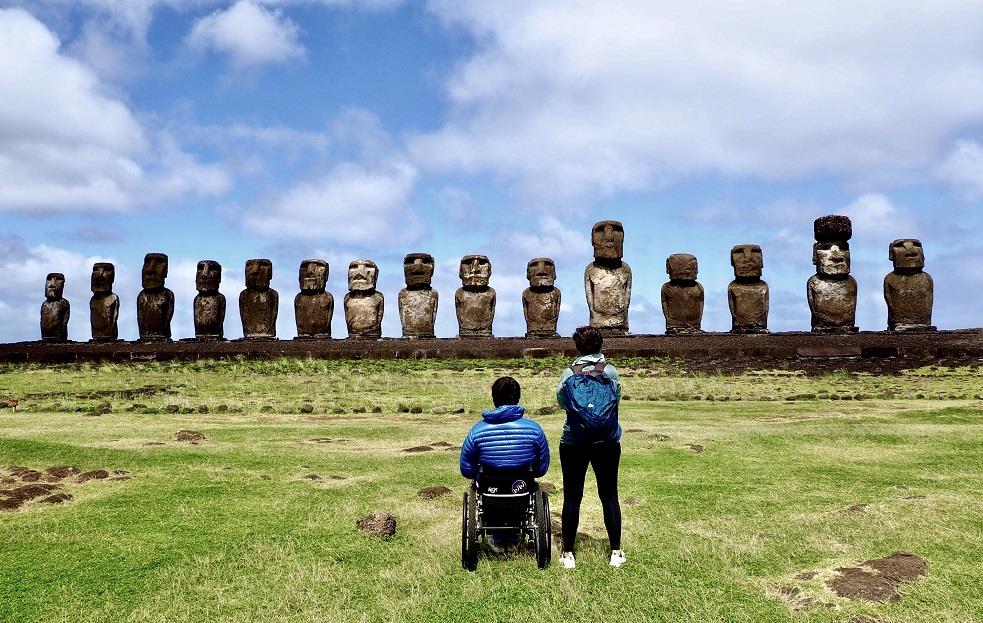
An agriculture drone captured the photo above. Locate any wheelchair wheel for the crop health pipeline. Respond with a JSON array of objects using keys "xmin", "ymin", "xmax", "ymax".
[
  {"xmin": 534, "ymin": 489, "xmax": 551, "ymax": 569},
  {"xmin": 461, "ymin": 489, "xmax": 478, "ymax": 571}
]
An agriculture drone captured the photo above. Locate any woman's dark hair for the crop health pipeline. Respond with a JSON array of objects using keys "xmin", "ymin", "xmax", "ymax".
[
  {"xmin": 491, "ymin": 376, "xmax": 521, "ymax": 407},
  {"xmin": 573, "ymin": 325, "xmax": 603, "ymax": 355}
]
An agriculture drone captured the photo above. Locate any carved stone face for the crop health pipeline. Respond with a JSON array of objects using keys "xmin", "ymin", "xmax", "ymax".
[
  {"xmin": 299, "ymin": 260, "xmax": 328, "ymax": 292},
  {"xmin": 403, "ymin": 253, "xmax": 434, "ymax": 288},
  {"xmin": 45, "ymin": 273, "xmax": 65, "ymax": 300},
  {"xmin": 667, "ymin": 254, "xmax": 698, "ymax": 280},
  {"xmin": 196, "ymin": 260, "xmax": 222, "ymax": 292},
  {"xmin": 526, "ymin": 257, "xmax": 556, "ymax": 288},
  {"xmin": 142, "ymin": 253, "xmax": 168, "ymax": 289},
  {"xmin": 731, "ymin": 245, "xmax": 763, "ymax": 278},
  {"xmin": 91, "ymin": 262, "xmax": 115, "ymax": 293},
  {"xmin": 592, "ymin": 220, "xmax": 624, "ymax": 260},
  {"xmin": 460, "ymin": 255, "xmax": 491, "ymax": 287},
  {"xmin": 348, "ymin": 259, "xmax": 379, "ymax": 291},
  {"xmin": 889, "ymin": 239, "xmax": 925, "ymax": 270},
  {"xmin": 813, "ymin": 241, "xmax": 851, "ymax": 276},
  {"xmin": 245, "ymin": 259, "xmax": 272, "ymax": 289}
]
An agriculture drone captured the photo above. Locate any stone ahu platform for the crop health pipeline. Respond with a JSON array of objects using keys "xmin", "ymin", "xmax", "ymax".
[{"xmin": 2, "ymin": 330, "xmax": 982, "ymax": 374}]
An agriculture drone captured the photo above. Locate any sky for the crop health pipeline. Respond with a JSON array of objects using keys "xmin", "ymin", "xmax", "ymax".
[{"xmin": 2, "ymin": 0, "xmax": 983, "ymax": 341}]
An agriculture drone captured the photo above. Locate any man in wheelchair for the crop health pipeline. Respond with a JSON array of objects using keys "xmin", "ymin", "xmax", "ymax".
[{"xmin": 459, "ymin": 377, "xmax": 552, "ymax": 569}]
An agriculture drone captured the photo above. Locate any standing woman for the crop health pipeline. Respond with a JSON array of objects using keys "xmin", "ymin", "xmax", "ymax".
[{"xmin": 555, "ymin": 325, "xmax": 625, "ymax": 568}]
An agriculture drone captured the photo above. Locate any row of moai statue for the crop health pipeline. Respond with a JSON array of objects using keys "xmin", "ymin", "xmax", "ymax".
[{"xmin": 38, "ymin": 215, "xmax": 935, "ymax": 342}]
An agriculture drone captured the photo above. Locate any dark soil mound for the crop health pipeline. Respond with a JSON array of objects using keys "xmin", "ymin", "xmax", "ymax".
[
  {"xmin": 77, "ymin": 470, "xmax": 110, "ymax": 483},
  {"xmin": 303, "ymin": 474, "xmax": 322, "ymax": 481},
  {"xmin": 417, "ymin": 485, "xmax": 452, "ymax": 499},
  {"xmin": 537, "ymin": 482, "xmax": 555, "ymax": 493},
  {"xmin": 827, "ymin": 552, "xmax": 927, "ymax": 602},
  {"xmin": 429, "ymin": 441, "xmax": 452, "ymax": 448},
  {"xmin": 1, "ymin": 483, "xmax": 61, "ymax": 510},
  {"xmin": 175, "ymin": 430, "xmax": 205, "ymax": 442},
  {"xmin": 357, "ymin": 511, "xmax": 396, "ymax": 537},
  {"xmin": 45, "ymin": 466, "xmax": 81, "ymax": 480},
  {"xmin": 625, "ymin": 428, "xmax": 644, "ymax": 433},
  {"xmin": 649, "ymin": 434, "xmax": 670, "ymax": 441},
  {"xmin": 841, "ymin": 503, "xmax": 868, "ymax": 513},
  {"xmin": 685, "ymin": 444, "xmax": 704, "ymax": 453},
  {"xmin": 8, "ymin": 466, "xmax": 42, "ymax": 482},
  {"xmin": 402, "ymin": 446, "xmax": 433, "ymax": 453},
  {"xmin": 41, "ymin": 493, "xmax": 73, "ymax": 504}
]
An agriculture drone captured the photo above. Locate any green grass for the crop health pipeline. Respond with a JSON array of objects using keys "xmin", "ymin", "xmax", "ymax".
[{"xmin": 1, "ymin": 359, "xmax": 981, "ymax": 623}]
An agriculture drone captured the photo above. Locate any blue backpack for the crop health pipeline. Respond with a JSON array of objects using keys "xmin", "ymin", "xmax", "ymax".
[{"xmin": 561, "ymin": 362, "xmax": 619, "ymax": 443}]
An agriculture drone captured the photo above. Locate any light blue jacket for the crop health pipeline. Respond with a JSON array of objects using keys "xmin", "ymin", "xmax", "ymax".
[{"xmin": 556, "ymin": 353, "xmax": 622, "ymax": 445}]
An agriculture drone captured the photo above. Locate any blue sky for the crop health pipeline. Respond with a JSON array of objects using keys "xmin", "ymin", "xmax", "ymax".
[{"xmin": 2, "ymin": 0, "xmax": 983, "ymax": 341}]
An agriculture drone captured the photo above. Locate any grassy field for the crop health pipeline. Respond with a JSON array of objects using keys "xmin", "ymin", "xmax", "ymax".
[{"xmin": 1, "ymin": 358, "xmax": 981, "ymax": 623}]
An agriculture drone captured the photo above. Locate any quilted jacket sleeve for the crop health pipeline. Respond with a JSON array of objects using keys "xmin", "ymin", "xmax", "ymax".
[{"xmin": 459, "ymin": 427, "xmax": 479, "ymax": 479}]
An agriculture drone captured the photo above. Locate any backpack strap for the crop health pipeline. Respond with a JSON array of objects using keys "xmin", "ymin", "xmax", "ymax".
[{"xmin": 571, "ymin": 362, "xmax": 606, "ymax": 376}]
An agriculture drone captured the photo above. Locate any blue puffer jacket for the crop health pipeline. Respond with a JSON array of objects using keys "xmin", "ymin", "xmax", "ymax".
[{"xmin": 459, "ymin": 405, "xmax": 550, "ymax": 480}]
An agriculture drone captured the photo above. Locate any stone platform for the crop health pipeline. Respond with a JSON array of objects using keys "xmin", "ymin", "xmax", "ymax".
[{"xmin": 2, "ymin": 329, "xmax": 982, "ymax": 374}]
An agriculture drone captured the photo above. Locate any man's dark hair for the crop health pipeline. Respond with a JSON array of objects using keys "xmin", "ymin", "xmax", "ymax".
[
  {"xmin": 573, "ymin": 325, "xmax": 603, "ymax": 355},
  {"xmin": 492, "ymin": 376, "xmax": 521, "ymax": 407}
]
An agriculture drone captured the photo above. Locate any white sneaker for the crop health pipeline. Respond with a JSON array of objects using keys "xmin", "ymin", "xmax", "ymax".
[
  {"xmin": 609, "ymin": 550, "xmax": 626, "ymax": 568},
  {"xmin": 559, "ymin": 551, "xmax": 576, "ymax": 569}
]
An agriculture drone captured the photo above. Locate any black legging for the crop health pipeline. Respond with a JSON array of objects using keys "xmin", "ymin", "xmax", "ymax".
[{"xmin": 559, "ymin": 441, "xmax": 621, "ymax": 552}]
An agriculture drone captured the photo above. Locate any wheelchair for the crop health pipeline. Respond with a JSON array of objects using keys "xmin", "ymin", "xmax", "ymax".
[{"xmin": 461, "ymin": 466, "xmax": 551, "ymax": 570}]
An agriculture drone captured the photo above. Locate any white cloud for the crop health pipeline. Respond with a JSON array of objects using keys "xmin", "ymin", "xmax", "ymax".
[
  {"xmin": 509, "ymin": 216, "xmax": 590, "ymax": 262},
  {"xmin": 936, "ymin": 140, "xmax": 983, "ymax": 199},
  {"xmin": 0, "ymin": 8, "xmax": 230, "ymax": 212},
  {"xmin": 413, "ymin": 0, "xmax": 983, "ymax": 203},
  {"xmin": 186, "ymin": 1, "xmax": 305, "ymax": 69}
]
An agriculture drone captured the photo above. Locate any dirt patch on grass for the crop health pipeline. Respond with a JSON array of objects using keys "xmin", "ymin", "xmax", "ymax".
[
  {"xmin": 0, "ymin": 483, "xmax": 61, "ymax": 510},
  {"xmin": 827, "ymin": 552, "xmax": 927, "ymax": 602},
  {"xmin": 417, "ymin": 485, "xmax": 452, "ymax": 499},
  {"xmin": 429, "ymin": 441, "xmax": 452, "ymax": 447},
  {"xmin": 623, "ymin": 497, "xmax": 639, "ymax": 506},
  {"xmin": 44, "ymin": 466, "xmax": 81, "ymax": 480},
  {"xmin": 41, "ymin": 493, "xmax": 73, "ymax": 504},
  {"xmin": 77, "ymin": 470, "xmax": 110, "ymax": 483},
  {"xmin": 303, "ymin": 474, "xmax": 322, "ymax": 481},
  {"xmin": 402, "ymin": 445, "xmax": 433, "ymax": 453},
  {"xmin": 795, "ymin": 571, "xmax": 817, "ymax": 580},
  {"xmin": 175, "ymin": 430, "xmax": 205, "ymax": 443},
  {"xmin": 648, "ymin": 433, "xmax": 670, "ymax": 441},
  {"xmin": 357, "ymin": 511, "xmax": 396, "ymax": 537},
  {"xmin": 8, "ymin": 466, "xmax": 42, "ymax": 482},
  {"xmin": 840, "ymin": 503, "xmax": 868, "ymax": 513},
  {"xmin": 625, "ymin": 428, "xmax": 644, "ymax": 433},
  {"xmin": 685, "ymin": 444, "xmax": 704, "ymax": 453}
]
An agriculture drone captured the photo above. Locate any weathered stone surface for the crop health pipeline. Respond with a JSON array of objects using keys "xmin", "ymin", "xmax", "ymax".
[
  {"xmin": 808, "ymin": 215, "xmax": 857, "ymax": 333},
  {"xmin": 728, "ymin": 244, "xmax": 769, "ymax": 333},
  {"xmin": 239, "ymin": 259, "xmax": 278, "ymax": 339},
  {"xmin": 137, "ymin": 253, "xmax": 174, "ymax": 342},
  {"xmin": 40, "ymin": 273, "xmax": 69, "ymax": 342},
  {"xmin": 398, "ymin": 253, "xmax": 437, "ymax": 338},
  {"xmin": 194, "ymin": 260, "xmax": 225, "ymax": 340},
  {"xmin": 885, "ymin": 239, "xmax": 935, "ymax": 332},
  {"xmin": 523, "ymin": 257, "xmax": 561, "ymax": 338},
  {"xmin": 585, "ymin": 220, "xmax": 631, "ymax": 335},
  {"xmin": 345, "ymin": 259, "xmax": 383, "ymax": 339},
  {"xmin": 456, "ymin": 255, "xmax": 495, "ymax": 338},
  {"xmin": 295, "ymin": 259, "xmax": 333, "ymax": 339},
  {"xmin": 662, "ymin": 253, "xmax": 703, "ymax": 335},
  {"xmin": 89, "ymin": 263, "xmax": 119, "ymax": 342}
]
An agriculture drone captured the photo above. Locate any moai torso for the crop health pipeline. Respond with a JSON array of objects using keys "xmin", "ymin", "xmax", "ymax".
[
  {"xmin": 884, "ymin": 239, "xmax": 935, "ymax": 331},
  {"xmin": 345, "ymin": 259, "xmax": 383, "ymax": 339},
  {"xmin": 728, "ymin": 244, "xmax": 769, "ymax": 333},
  {"xmin": 585, "ymin": 220, "xmax": 631, "ymax": 334},
  {"xmin": 138, "ymin": 253, "xmax": 174, "ymax": 341},
  {"xmin": 399, "ymin": 253, "xmax": 437, "ymax": 338},
  {"xmin": 295, "ymin": 260, "xmax": 332, "ymax": 339},
  {"xmin": 240, "ymin": 259, "xmax": 278, "ymax": 339},
  {"xmin": 89, "ymin": 262, "xmax": 119, "ymax": 341},
  {"xmin": 194, "ymin": 260, "xmax": 225, "ymax": 340},
  {"xmin": 662, "ymin": 253, "xmax": 703, "ymax": 334},
  {"xmin": 456, "ymin": 255, "xmax": 495, "ymax": 338},
  {"xmin": 523, "ymin": 257, "xmax": 560, "ymax": 338},
  {"xmin": 808, "ymin": 215, "xmax": 858, "ymax": 333},
  {"xmin": 40, "ymin": 273, "xmax": 69, "ymax": 342}
]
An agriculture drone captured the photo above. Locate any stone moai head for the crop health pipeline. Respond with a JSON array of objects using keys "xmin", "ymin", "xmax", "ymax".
[
  {"xmin": 591, "ymin": 220, "xmax": 624, "ymax": 260},
  {"xmin": 731, "ymin": 244, "xmax": 763, "ymax": 279},
  {"xmin": 889, "ymin": 239, "xmax": 925, "ymax": 270},
  {"xmin": 45, "ymin": 273, "xmax": 65, "ymax": 300},
  {"xmin": 527, "ymin": 257, "xmax": 556, "ymax": 288},
  {"xmin": 348, "ymin": 259, "xmax": 379, "ymax": 292},
  {"xmin": 667, "ymin": 253, "xmax": 698, "ymax": 281},
  {"xmin": 813, "ymin": 215, "xmax": 852, "ymax": 277},
  {"xmin": 299, "ymin": 259, "xmax": 328, "ymax": 292},
  {"xmin": 91, "ymin": 262, "xmax": 115, "ymax": 294},
  {"xmin": 245, "ymin": 259, "xmax": 272, "ymax": 289},
  {"xmin": 196, "ymin": 260, "xmax": 222, "ymax": 293},
  {"xmin": 142, "ymin": 253, "xmax": 168, "ymax": 290},
  {"xmin": 460, "ymin": 255, "xmax": 492, "ymax": 288},
  {"xmin": 403, "ymin": 253, "xmax": 435, "ymax": 288}
]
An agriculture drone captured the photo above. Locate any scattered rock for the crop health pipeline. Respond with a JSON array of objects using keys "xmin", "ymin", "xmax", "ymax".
[
  {"xmin": 332, "ymin": 407, "xmax": 345, "ymax": 414},
  {"xmin": 197, "ymin": 405, "xmax": 209, "ymax": 414},
  {"xmin": 303, "ymin": 474, "xmax": 322, "ymax": 481},
  {"xmin": 77, "ymin": 470, "xmax": 110, "ymax": 483},
  {"xmin": 409, "ymin": 406, "xmax": 423, "ymax": 414},
  {"xmin": 216, "ymin": 405, "xmax": 229, "ymax": 412},
  {"xmin": 371, "ymin": 406, "xmax": 383, "ymax": 413},
  {"xmin": 131, "ymin": 403, "xmax": 148, "ymax": 411},
  {"xmin": 260, "ymin": 405, "xmax": 275, "ymax": 413},
  {"xmin": 402, "ymin": 446, "xmax": 433, "ymax": 453},
  {"xmin": 180, "ymin": 407, "xmax": 194, "ymax": 414},
  {"xmin": 352, "ymin": 406, "xmax": 367, "ymax": 413},
  {"xmin": 41, "ymin": 493, "xmax": 73, "ymax": 504},
  {"xmin": 259, "ymin": 474, "xmax": 271, "ymax": 480},
  {"xmin": 685, "ymin": 444, "xmax": 704, "ymax": 453},
  {"xmin": 646, "ymin": 395, "xmax": 660, "ymax": 401},
  {"xmin": 165, "ymin": 404, "xmax": 180, "ymax": 413},
  {"xmin": 827, "ymin": 552, "xmax": 927, "ymax": 602},
  {"xmin": 45, "ymin": 466, "xmax": 80, "ymax": 480},
  {"xmin": 417, "ymin": 485, "xmax": 452, "ymax": 499},
  {"xmin": 299, "ymin": 403, "xmax": 314, "ymax": 413},
  {"xmin": 96, "ymin": 402, "xmax": 112, "ymax": 413},
  {"xmin": 621, "ymin": 395, "xmax": 632, "ymax": 401},
  {"xmin": 356, "ymin": 511, "xmax": 396, "ymax": 537},
  {"xmin": 537, "ymin": 405, "xmax": 560, "ymax": 415},
  {"xmin": 175, "ymin": 430, "xmax": 205, "ymax": 443}
]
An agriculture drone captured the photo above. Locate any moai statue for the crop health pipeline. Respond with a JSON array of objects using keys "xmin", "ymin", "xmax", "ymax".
[
  {"xmin": 137, "ymin": 253, "xmax": 174, "ymax": 342},
  {"xmin": 345, "ymin": 259, "xmax": 384, "ymax": 339},
  {"xmin": 728, "ymin": 245, "xmax": 769, "ymax": 333},
  {"xmin": 239, "ymin": 259, "xmax": 278, "ymax": 339},
  {"xmin": 585, "ymin": 220, "xmax": 631, "ymax": 335},
  {"xmin": 398, "ymin": 253, "xmax": 438, "ymax": 338},
  {"xmin": 884, "ymin": 239, "xmax": 935, "ymax": 332},
  {"xmin": 40, "ymin": 273, "xmax": 69, "ymax": 342},
  {"xmin": 807, "ymin": 215, "xmax": 858, "ymax": 333},
  {"xmin": 522, "ymin": 257, "xmax": 561, "ymax": 338},
  {"xmin": 661, "ymin": 253, "xmax": 704, "ymax": 335},
  {"xmin": 455, "ymin": 255, "xmax": 495, "ymax": 338},
  {"xmin": 194, "ymin": 260, "xmax": 225, "ymax": 340},
  {"xmin": 89, "ymin": 262, "xmax": 119, "ymax": 342},
  {"xmin": 294, "ymin": 259, "xmax": 333, "ymax": 339}
]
